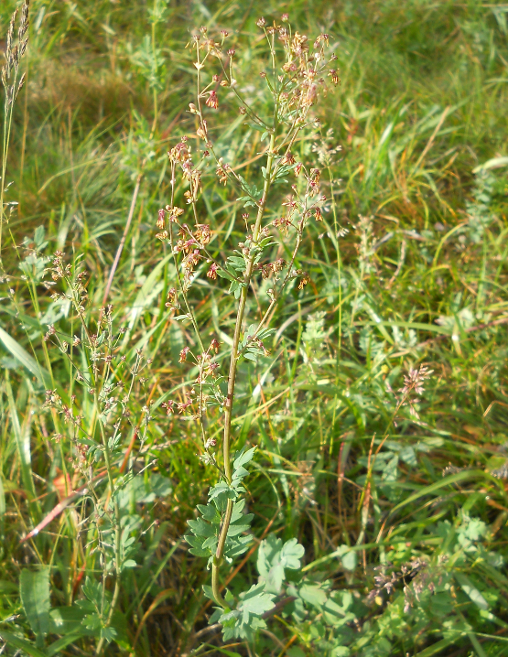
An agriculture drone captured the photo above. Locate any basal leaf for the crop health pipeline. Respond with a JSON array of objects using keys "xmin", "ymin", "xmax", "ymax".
[
  {"xmin": 20, "ymin": 568, "xmax": 50, "ymax": 647},
  {"xmin": 280, "ymin": 538, "xmax": 305, "ymax": 570},
  {"xmin": 240, "ymin": 583, "xmax": 275, "ymax": 616},
  {"xmin": 299, "ymin": 583, "xmax": 327, "ymax": 608}
]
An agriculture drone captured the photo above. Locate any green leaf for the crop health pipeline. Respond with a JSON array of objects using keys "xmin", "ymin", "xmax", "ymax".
[
  {"xmin": 34, "ymin": 225, "xmax": 46, "ymax": 248},
  {"xmin": 188, "ymin": 545, "xmax": 210, "ymax": 557},
  {"xmin": 82, "ymin": 576, "xmax": 102, "ymax": 608},
  {"xmin": 197, "ymin": 504, "xmax": 221, "ymax": 523},
  {"xmin": 201, "ymin": 536, "xmax": 219, "ymax": 551},
  {"xmin": 233, "ymin": 447, "xmax": 256, "ymax": 472},
  {"xmin": 390, "ymin": 470, "xmax": 492, "ymax": 515},
  {"xmin": 473, "ymin": 156, "xmax": 508, "ymax": 173},
  {"xmin": 299, "ymin": 583, "xmax": 327, "ymax": 608},
  {"xmin": 50, "ymin": 606, "xmax": 94, "ymax": 635},
  {"xmin": 280, "ymin": 538, "xmax": 305, "ymax": 569},
  {"xmin": 217, "ymin": 268, "xmax": 235, "ymax": 281},
  {"xmin": 336, "ymin": 545, "xmax": 357, "ymax": 571},
  {"xmin": 100, "ymin": 626, "xmax": 118, "ymax": 642},
  {"xmin": 239, "ymin": 583, "xmax": 275, "ymax": 616},
  {"xmin": 5, "ymin": 376, "xmax": 36, "ymax": 500},
  {"xmin": 46, "ymin": 632, "xmax": 87, "ymax": 656},
  {"xmin": 331, "ymin": 649, "xmax": 351, "ymax": 657},
  {"xmin": 202, "ymin": 585, "xmax": 216, "ymax": 601},
  {"xmin": 229, "ymin": 500, "xmax": 254, "ymax": 528},
  {"xmin": 0, "ymin": 327, "xmax": 52, "ymax": 388},
  {"xmin": 187, "ymin": 517, "xmax": 216, "ymax": 537},
  {"xmin": 232, "ymin": 466, "xmax": 249, "ymax": 481},
  {"xmin": 236, "ymin": 197, "xmax": 257, "ymax": 208},
  {"xmin": 20, "ymin": 568, "xmax": 50, "ymax": 647},
  {"xmin": 323, "ymin": 598, "xmax": 353, "ymax": 627},
  {"xmin": 185, "ymin": 534, "xmax": 205, "ymax": 549},
  {"xmin": 225, "ymin": 534, "xmax": 252, "ymax": 558},
  {"xmin": 257, "ymin": 535, "xmax": 305, "ymax": 593},
  {"xmin": 226, "ymin": 523, "xmax": 251, "ymax": 537},
  {"xmin": 244, "ymin": 121, "xmax": 266, "ymax": 133},
  {"xmin": 227, "ymin": 256, "xmax": 246, "ymax": 270},
  {"xmin": 209, "ymin": 481, "xmax": 237, "ymax": 503},
  {"xmin": 455, "ymin": 572, "xmax": 489, "ymax": 610}
]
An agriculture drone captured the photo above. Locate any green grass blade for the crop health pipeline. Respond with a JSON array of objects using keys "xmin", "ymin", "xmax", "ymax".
[
  {"xmin": 5, "ymin": 374, "xmax": 36, "ymax": 501},
  {"xmin": 0, "ymin": 326, "xmax": 52, "ymax": 388},
  {"xmin": 0, "ymin": 631, "xmax": 47, "ymax": 657},
  {"xmin": 20, "ymin": 567, "xmax": 51, "ymax": 648}
]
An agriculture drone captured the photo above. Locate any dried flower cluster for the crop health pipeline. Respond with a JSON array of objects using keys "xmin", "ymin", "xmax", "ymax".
[
  {"xmin": 37, "ymin": 249, "xmax": 154, "ymax": 475},
  {"xmin": 398, "ymin": 364, "xmax": 434, "ymax": 418},
  {"xmin": 367, "ymin": 558, "xmax": 441, "ymax": 614}
]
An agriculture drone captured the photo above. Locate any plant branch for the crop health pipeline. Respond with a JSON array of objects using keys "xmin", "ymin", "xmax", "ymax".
[{"xmin": 211, "ymin": 133, "xmax": 276, "ymax": 606}]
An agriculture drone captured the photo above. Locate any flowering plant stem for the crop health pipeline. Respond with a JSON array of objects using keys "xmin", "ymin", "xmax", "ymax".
[{"xmin": 211, "ymin": 133, "xmax": 276, "ymax": 607}]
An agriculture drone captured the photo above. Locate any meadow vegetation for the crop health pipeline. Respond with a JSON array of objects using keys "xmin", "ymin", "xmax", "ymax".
[{"xmin": 1, "ymin": 1, "xmax": 508, "ymax": 656}]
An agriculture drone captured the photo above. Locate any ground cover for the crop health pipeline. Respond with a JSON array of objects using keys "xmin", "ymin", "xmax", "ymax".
[{"xmin": 1, "ymin": 1, "xmax": 508, "ymax": 655}]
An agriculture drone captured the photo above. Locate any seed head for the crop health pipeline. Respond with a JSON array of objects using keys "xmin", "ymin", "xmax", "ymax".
[
  {"xmin": 194, "ymin": 224, "xmax": 211, "ymax": 245},
  {"xmin": 298, "ymin": 273, "xmax": 311, "ymax": 290},
  {"xmin": 156, "ymin": 209, "xmax": 165, "ymax": 229},
  {"xmin": 282, "ymin": 151, "xmax": 295, "ymax": 166},
  {"xmin": 329, "ymin": 69, "xmax": 339, "ymax": 85},
  {"xmin": 207, "ymin": 263, "xmax": 218, "ymax": 280},
  {"xmin": 206, "ymin": 90, "xmax": 219, "ymax": 109}
]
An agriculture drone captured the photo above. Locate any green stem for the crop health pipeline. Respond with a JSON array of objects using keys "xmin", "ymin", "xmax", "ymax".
[
  {"xmin": 211, "ymin": 134, "xmax": 276, "ymax": 606},
  {"xmin": 94, "ymin": 397, "xmax": 122, "ymax": 657}
]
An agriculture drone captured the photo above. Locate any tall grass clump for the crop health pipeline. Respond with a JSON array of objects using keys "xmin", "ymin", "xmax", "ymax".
[{"xmin": 0, "ymin": 0, "xmax": 29, "ymax": 260}]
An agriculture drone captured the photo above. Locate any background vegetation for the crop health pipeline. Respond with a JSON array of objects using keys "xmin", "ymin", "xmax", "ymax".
[{"xmin": 1, "ymin": 0, "xmax": 508, "ymax": 655}]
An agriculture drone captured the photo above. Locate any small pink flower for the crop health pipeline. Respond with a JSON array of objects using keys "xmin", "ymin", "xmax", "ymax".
[
  {"xmin": 206, "ymin": 90, "xmax": 219, "ymax": 109},
  {"xmin": 207, "ymin": 263, "xmax": 219, "ymax": 280},
  {"xmin": 179, "ymin": 347, "xmax": 190, "ymax": 363}
]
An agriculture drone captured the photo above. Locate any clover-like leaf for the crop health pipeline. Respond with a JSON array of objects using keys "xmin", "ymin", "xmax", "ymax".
[
  {"xmin": 239, "ymin": 583, "xmax": 275, "ymax": 619},
  {"xmin": 280, "ymin": 538, "xmax": 305, "ymax": 570},
  {"xmin": 257, "ymin": 535, "xmax": 305, "ymax": 594}
]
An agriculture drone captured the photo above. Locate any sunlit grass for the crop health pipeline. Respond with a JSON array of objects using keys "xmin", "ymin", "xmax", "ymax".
[{"xmin": 1, "ymin": 0, "xmax": 508, "ymax": 655}]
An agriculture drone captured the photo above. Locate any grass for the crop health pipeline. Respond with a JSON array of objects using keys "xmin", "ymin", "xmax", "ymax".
[{"xmin": 1, "ymin": 0, "xmax": 508, "ymax": 655}]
